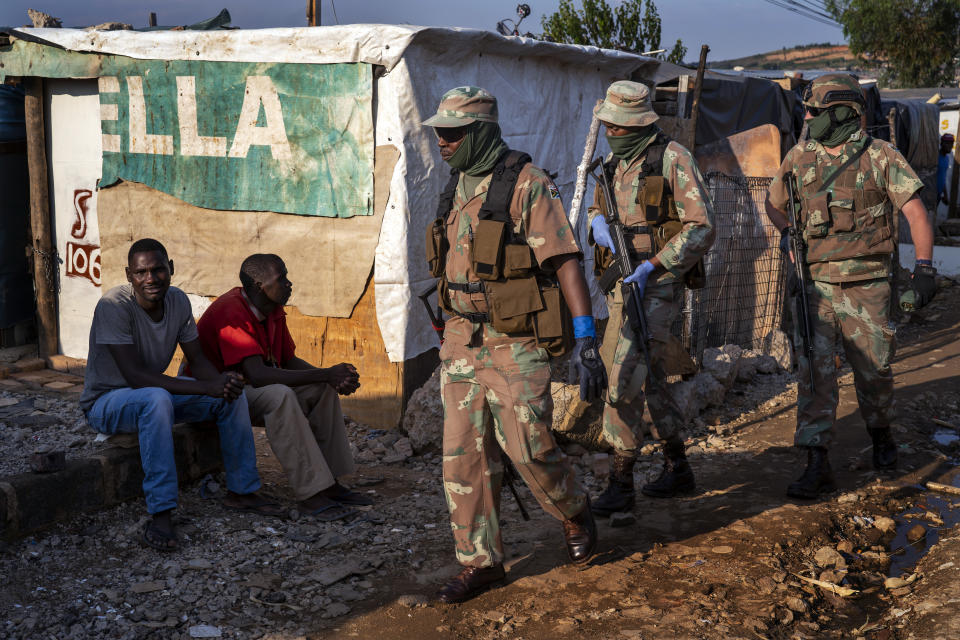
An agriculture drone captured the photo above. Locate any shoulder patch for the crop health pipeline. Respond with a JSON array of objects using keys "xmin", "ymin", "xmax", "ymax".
[{"xmin": 548, "ymin": 183, "xmax": 561, "ymax": 199}]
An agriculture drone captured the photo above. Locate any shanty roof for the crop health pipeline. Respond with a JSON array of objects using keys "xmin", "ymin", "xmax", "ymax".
[{"xmin": 3, "ymin": 24, "xmax": 686, "ymax": 82}]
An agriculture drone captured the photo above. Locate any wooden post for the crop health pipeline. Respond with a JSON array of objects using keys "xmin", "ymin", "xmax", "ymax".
[
  {"xmin": 148, "ymin": 12, "xmax": 157, "ymax": 27},
  {"xmin": 24, "ymin": 77, "xmax": 59, "ymax": 359},
  {"xmin": 688, "ymin": 44, "xmax": 710, "ymax": 151},
  {"xmin": 948, "ymin": 116, "xmax": 960, "ymax": 219},
  {"xmin": 887, "ymin": 107, "xmax": 897, "ymax": 148},
  {"xmin": 306, "ymin": 0, "xmax": 320, "ymax": 26}
]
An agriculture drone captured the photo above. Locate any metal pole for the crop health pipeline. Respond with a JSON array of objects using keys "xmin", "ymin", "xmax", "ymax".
[{"xmin": 24, "ymin": 78, "xmax": 59, "ymax": 359}]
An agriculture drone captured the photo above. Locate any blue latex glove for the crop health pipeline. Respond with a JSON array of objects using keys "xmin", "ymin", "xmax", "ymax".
[
  {"xmin": 590, "ymin": 216, "xmax": 616, "ymax": 253},
  {"xmin": 623, "ymin": 260, "xmax": 656, "ymax": 299}
]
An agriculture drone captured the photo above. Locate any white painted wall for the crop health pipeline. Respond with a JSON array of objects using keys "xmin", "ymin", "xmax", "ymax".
[{"xmin": 47, "ymin": 79, "xmax": 102, "ymax": 359}]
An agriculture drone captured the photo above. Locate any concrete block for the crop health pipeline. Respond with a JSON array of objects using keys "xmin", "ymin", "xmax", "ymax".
[{"xmin": 7, "ymin": 459, "xmax": 105, "ymax": 535}]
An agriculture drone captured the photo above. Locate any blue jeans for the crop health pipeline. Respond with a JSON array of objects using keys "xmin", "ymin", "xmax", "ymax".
[{"xmin": 86, "ymin": 387, "xmax": 261, "ymax": 514}]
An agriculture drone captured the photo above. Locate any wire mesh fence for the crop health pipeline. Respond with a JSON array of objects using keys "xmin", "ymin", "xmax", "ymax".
[{"xmin": 673, "ymin": 174, "xmax": 785, "ymax": 361}]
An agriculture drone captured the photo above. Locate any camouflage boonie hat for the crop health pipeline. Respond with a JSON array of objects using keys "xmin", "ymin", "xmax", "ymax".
[
  {"xmin": 594, "ymin": 80, "xmax": 659, "ymax": 127},
  {"xmin": 422, "ymin": 86, "xmax": 498, "ymax": 128},
  {"xmin": 802, "ymin": 73, "xmax": 865, "ymax": 114}
]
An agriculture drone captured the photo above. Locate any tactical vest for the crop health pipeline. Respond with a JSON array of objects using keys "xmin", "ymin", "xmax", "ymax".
[
  {"xmin": 796, "ymin": 137, "xmax": 894, "ymax": 263},
  {"xmin": 425, "ymin": 150, "xmax": 572, "ymax": 357},
  {"xmin": 595, "ymin": 134, "xmax": 705, "ymax": 289}
]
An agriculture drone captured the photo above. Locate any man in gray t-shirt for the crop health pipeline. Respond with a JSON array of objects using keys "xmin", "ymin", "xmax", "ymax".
[{"xmin": 82, "ymin": 239, "xmax": 284, "ymax": 551}]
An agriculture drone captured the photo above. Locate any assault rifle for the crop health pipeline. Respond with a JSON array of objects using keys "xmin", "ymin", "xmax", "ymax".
[
  {"xmin": 784, "ymin": 174, "xmax": 816, "ymax": 393},
  {"xmin": 586, "ymin": 157, "xmax": 654, "ymax": 378},
  {"xmin": 417, "ymin": 282, "xmax": 530, "ymax": 521}
]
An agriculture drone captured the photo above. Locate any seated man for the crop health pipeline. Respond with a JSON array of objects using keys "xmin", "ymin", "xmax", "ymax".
[
  {"xmin": 195, "ymin": 253, "xmax": 369, "ymax": 521},
  {"xmin": 81, "ymin": 239, "xmax": 283, "ymax": 552}
]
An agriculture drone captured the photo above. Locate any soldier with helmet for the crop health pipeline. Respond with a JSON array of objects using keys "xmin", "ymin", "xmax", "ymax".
[
  {"xmin": 764, "ymin": 73, "xmax": 937, "ymax": 499},
  {"xmin": 422, "ymin": 86, "xmax": 606, "ymax": 603},
  {"xmin": 587, "ymin": 80, "xmax": 716, "ymax": 515}
]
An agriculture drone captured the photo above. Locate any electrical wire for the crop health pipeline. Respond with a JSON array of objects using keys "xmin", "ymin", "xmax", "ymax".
[
  {"xmin": 785, "ymin": 0, "xmax": 836, "ymax": 21},
  {"xmin": 762, "ymin": 0, "xmax": 841, "ymax": 27},
  {"xmin": 330, "ymin": 0, "xmax": 340, "ymax": 24}
]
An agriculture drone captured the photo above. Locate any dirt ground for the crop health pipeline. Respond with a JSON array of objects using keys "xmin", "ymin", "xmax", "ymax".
[
  {"xmin": 329, "ymin": 284, "xmax": 960, "ymax": 640},
  {"xmin": 3, "ymin": 281, "xmax": 960, "ymax": 640}
]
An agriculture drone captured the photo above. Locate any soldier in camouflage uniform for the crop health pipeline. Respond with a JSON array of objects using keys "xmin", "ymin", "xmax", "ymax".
[
  {"xmin": 764, "ymin": 73, "xmax": 937, "ymax": 499},
  {"xmin": 422, "ymin": 87, "xmax": 607, "ymax": 603},
  {"xmin": 587, "ymin": 81, "xmax": 716, "ymax": 514}
]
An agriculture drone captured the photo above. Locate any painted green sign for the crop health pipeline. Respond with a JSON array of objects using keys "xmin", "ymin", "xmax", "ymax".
[{"xmin": 96, "ymin": 59, "xmax": 373, "ymax": 217}]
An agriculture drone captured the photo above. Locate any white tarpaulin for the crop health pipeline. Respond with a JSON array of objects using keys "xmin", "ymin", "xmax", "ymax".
[{"xmin": 15, "ymin": 25, "xmax": 683, "ymax": 362}]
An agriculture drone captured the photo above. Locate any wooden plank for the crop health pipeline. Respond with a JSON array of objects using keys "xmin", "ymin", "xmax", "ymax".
[
  {"xmin": 694, "ymin": 124, "xmax": 782, "ymax": 178},
  {"xmin": 285, "ymin": 276, "xmax": 404, "ymax": 428},
  {"xmin": 23, "ymin": 77, "xmax": 58, "ymax": 359}
]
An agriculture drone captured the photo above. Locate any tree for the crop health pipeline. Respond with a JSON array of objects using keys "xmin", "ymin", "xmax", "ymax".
[
  {"xmin": 541, "ymin": 0, "xmax": 687, "ymax": 64},
  {"xmin": 825, "ymin": 0, "xmax": 960, "ymax": 88}
]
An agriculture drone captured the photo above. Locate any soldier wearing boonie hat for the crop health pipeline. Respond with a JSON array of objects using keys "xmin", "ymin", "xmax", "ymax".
[
  {"xmin": 593, "ymin": 80, "xmax": 660, "ymax": 128},
  {"xmin": 587, "ymin": 80, "xmax": 715, "ymax": 516},
  {"xmin": 764, "ymin": 72, "xmax": 936, "ymax": 499},
  {"xmin": 421, "ymin": 85, "xmax": 498, "ymax": 127},
  {"xmin": 422, "ymin": 86, "xmax": 605, "ymax": 604}
]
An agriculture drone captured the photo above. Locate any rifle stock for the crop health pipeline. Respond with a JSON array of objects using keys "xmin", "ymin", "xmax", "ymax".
[{"xmin": 784, "ymin": 174, "xmax": 817, "ymax": 393}]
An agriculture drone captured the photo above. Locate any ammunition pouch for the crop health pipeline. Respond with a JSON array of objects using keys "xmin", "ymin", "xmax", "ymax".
[
  {"xmin": 427, "ymin": 149, "xmax": 574, "ymax": 357},
  {"xmin": 426, "ymin": 217, "xmax": 448, "ymax": 278},
  {"xmin": 798, "ymin": 138, "xmax": 896, "ymax": 263}
]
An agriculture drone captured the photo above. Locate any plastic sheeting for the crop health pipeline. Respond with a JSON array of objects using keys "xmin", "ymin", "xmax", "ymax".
[
  {"xmin": 6, "ymin": 25, "xmax": 692, "ymax": 362},
  {"xmin": 693, "ymin": 74, "xmax": 798, "ymax": 152}
]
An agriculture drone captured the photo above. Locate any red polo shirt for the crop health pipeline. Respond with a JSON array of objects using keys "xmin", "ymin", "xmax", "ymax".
[{"xmin": 195, "ymin": 287, "xmax": 296, "ymax": 372}]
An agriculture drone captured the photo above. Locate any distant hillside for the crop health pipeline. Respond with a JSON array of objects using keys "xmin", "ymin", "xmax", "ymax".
[{"xmin": 711, "ymin": 43, "xmax": 876, "ymax": 71}]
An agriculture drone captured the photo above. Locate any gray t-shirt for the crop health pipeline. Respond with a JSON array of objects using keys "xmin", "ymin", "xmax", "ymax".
[{"xmin": 80, "ymin": 285, "xmax": 199, "ymax": 413}]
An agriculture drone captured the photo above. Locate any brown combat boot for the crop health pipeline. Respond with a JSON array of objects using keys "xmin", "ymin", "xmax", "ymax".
[
  {"xmin": 592, "ymin": 454, "xmax": 636, "ymax": 517},
  {"xmin": 435, "ymin": 564, "xmax": 506, "ymax": 604},
  {"xmin": 563, "ymin": 500, "xmax": 597, "ymax": 564}
]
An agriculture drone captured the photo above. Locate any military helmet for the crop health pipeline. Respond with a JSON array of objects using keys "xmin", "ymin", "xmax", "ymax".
[
  {"xmin": 802, "ymin": 73, "xmax": 865, "ymax": 114},
  {"xmin": 422, "ymin": 86, "xmax": 498, "ymax": 128}
]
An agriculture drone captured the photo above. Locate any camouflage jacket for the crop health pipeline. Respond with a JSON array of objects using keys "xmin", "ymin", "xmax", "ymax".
[
  {"xmin": 442, "ymin": 162, "xmax": 579, "ymax": 347},
  {"xmin": 587, "ymin": 140, "xmax": 715, "ymax": 287},
  {"xmin": 769, "ymin": 130, "xmax": 923, "ymax": 283}
]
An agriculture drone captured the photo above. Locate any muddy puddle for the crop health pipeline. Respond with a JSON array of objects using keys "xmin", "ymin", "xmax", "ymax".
[{"xmin": 888, "ymin": 470, "xmax": 960, "ymax": 577}]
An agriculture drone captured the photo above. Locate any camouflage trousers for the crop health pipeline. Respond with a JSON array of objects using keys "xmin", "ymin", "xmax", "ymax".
[
  {"xmin": 439, "ymin": 327, "xmax": 586, "ymax": 568},
  {"xmin": 794, "ymin": 278, "xmax": 895, "ymax": 448},
  {"xmin": 600, "ymin": 282, "xmax": 686, "ymax": 455}
]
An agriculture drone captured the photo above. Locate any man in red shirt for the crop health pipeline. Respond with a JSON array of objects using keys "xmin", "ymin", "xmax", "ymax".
[{"xmin": 196, "ymin": 253, "xmax": 368, "ymax": 521}]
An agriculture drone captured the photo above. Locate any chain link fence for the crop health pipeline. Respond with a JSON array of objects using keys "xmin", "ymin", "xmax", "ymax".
[{"xmin": 674, "ymin": 174, "xmax": 785, "ymax": 362}]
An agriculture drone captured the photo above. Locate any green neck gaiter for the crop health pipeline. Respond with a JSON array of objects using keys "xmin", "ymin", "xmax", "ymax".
[
  {"xmin": 808, "ymin": 106, "xmax": 861, "ymax": 147},
  {"xmin": 445, "ymin": 122, "xmax": 510, "ymax": 176},
  {"xmin": 606, "ymin": 125, "xmax": 658, "ymax": 162}
]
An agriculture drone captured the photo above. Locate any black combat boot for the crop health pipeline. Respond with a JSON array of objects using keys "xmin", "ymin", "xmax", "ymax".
[
  {"xmin": 867, "ymin": 428, "xmax": 898, "ymax": 470},
  {"xmin": 592, "ymin": 454, "xmax": 636, "ymax": 517},
  {"xmin": 786, "ymin": 446, "xmax": 836, "ymax": 499},
  {"xmin": 641, "ymin": 439, "xmax": 695, "ymax": 498}
]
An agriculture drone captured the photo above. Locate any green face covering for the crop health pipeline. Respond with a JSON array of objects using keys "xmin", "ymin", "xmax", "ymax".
[
  {"xmin": 606, "ymin": 125, "xmax": 658, "ymax": 162},
  {"xmin": 444, "ymin": 122, "xmax": 509, "ymax": 176},
  {"xmin": 808, "ymin": 105, "xmax": 861, "ymax": 147}
]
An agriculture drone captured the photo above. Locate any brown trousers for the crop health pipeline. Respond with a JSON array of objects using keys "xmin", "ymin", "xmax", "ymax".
[{"xmin": 244, "ymin": 383, "xmax": 355, "ymax": 500}]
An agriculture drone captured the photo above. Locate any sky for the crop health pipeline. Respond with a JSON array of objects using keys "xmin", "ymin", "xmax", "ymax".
[{"xmin": 0, "ymin": 0, "xmax": 846, "ymax": 62}]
